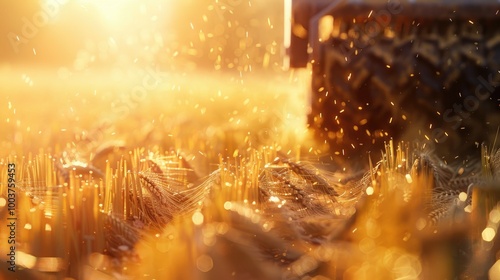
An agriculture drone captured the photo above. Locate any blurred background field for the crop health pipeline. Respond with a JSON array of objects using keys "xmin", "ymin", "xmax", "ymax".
[
  {"xmin": 0, "ymin": 66, "xmax": 311, "ymax": 161},
  {"xmin": 0, "ymin": 0, "xmax": 317, "ymax": 163}
]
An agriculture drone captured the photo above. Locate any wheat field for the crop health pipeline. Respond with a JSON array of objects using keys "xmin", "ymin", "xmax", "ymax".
[
  {"xmin": 1, "ymin": 1, "xmax": 500, "ymax": 279},
  {"xmin": 0, "ymin": 64, "xmax": 499, "ymax": 280}
]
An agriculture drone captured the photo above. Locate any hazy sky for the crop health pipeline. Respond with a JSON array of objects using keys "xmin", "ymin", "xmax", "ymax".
[{"xmin": 1, "ymin": 0, "xmax": 284, "ymax": 72}]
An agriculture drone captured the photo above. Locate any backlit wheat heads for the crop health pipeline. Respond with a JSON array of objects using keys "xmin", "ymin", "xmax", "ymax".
[
  {"xmin": 125, "ymin": 141, "xmax": 500, "ymax": 280},
  {"xmin": 0, "ymin": 148, "xmax": 204, "ymax": 279},
  {"xmin": 126, "ymin": 149, "xmax": 297, "ymax": 279},
  {"xmin": 125, "ymin": 147, "xmax": 360, "ymax": 279},
  {"xmin": 281, "ymin": 141, "xmax": 481, "ymax": 279},
  {"xmin": 3, "ymin": 141, "xmax": 500, "ymax": 279},
  {"xmin": 0, "ymin": 153, "xmax": 106, "ymax": 279},
  {"xmin": 102, "ymin": 150, "xmax": 208, "ymax": 257}
]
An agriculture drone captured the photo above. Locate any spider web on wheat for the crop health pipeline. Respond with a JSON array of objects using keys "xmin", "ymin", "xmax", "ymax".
[{"xmin": 135, "ymin": 162, "xmax": 211, "ymax": 227}]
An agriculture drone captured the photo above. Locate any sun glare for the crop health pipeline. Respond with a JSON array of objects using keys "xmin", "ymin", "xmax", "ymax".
[
  {"xmin": 83, "ymin": 0, "xmax": 134, "ymax": 25},
  {"xmin": 73, "ymin": 0, "xmax": 169, "ymax": 29},
  {"xmin": 85, "ymin": 0, "xmax": 130, "ymax": 25}
]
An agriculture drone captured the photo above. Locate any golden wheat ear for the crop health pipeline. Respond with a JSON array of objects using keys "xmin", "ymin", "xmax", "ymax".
[
  {"xmin": 273, "ymin": 155, "xmax": 339, "ymax": 197},
  {"xmin": 103, "ymin": 214, "xmax": 141, "ymax": 259},
  {"xmin": 493, "ymin": 149, "xmax": 500, "ymax": 180}
]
